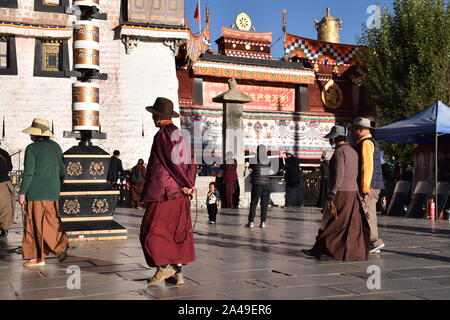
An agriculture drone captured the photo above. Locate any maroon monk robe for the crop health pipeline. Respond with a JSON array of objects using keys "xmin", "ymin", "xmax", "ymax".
[
  {"xmin": 131, "ymin": 163, "xmax": 146, "ymax": 208},
  {"xmin": 221, "ymin": 159, "xmax": 238, "ymax": 208},
  {"xmin": 140, "ymin": 123, "xmax": 196, "ymax": 267}
]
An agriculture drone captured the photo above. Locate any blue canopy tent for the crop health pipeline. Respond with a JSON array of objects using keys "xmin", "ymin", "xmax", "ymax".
[{"xmin": 374, "ymin": 101, "xmax": 450, "ymax": 215}]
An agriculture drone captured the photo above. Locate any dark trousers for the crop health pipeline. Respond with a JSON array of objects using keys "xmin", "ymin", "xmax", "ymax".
[
  {"xmin": 285, "ymin": 182, "xmax": 304, "ymax": 207},
  {"xmin": 207, "ymin": 204, "xmax": 218, "ymax": 222},
  {"xmin": 248, "ymin": 184, "xmax": 271, "ymax": 223}
]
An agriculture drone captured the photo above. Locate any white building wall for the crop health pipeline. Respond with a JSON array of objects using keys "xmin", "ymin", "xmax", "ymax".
[{"xmin": 0, "ymin": 0, "xmax": 182, "ymax": 170}]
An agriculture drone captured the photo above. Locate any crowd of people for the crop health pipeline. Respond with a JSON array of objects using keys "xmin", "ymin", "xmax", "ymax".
[{"xmin": 3, "ymin": 96, "xmax": 447, "ymax": 286}]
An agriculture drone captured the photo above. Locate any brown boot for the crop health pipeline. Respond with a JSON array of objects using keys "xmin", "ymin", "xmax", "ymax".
[
  {"xmin": 147, "ymin": 265, "xmax": 176, "ymax": 286},
  {"xmin": 166, "ymin": 272, "xmax": 185, "ymax": 285}
]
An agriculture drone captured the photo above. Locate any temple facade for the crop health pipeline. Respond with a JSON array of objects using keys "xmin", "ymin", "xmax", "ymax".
[{"xmin": 177, "ymin": 9, "xmax": 371, "ymax": 168}]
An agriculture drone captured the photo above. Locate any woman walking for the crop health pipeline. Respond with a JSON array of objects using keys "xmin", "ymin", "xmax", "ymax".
[{"xmin": 19, "ymin": 119, "xmax": 69, "ymax": 267}]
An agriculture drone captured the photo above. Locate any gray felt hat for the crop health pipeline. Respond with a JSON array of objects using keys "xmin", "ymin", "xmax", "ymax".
[{"xmin": 324, "ymin": 125, "xmax": 348, "ymax": 139}]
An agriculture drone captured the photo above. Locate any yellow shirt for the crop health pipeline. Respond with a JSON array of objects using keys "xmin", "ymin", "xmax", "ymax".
[{"xmin": 355, "ymin": 134, "xmax": 374, "ymax": 194}]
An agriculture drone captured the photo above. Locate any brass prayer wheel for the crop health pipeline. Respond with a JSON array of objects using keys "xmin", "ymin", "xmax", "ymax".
[
  {"xmin": 73, "ymin": 0, "xmax": 99, "ymax": 7},
  {"xmin": 74, "ymin": 40, "xmax": 100, "ymax": 70},
  {"xmin": 74, "ymin": 21, "xmax": 100, "ymax": 43},
  {"xmin": 72, "ymin": 82, "xmax": 99, "ymax": 104},
  {"xmin": 72, "ymin": 107, "xmax": 100, "ymax": 131}
]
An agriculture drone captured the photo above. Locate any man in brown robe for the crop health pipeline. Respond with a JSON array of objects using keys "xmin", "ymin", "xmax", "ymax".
[
  {"xmin": 140, "ymin": 97, "xmax": 197, "ymax": 286},
  {"xmin": 0, "ymin": 146, "xmax": 15, "ymax": 238},
  {"xmin": 302, "ymin": 125, "xmax": 370, "ymax": 261}
]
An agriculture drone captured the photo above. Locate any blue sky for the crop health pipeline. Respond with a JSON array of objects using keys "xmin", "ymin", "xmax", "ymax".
[{"xmin": 185, "ymin": 0, "xmax": 393, "ymax": 58}]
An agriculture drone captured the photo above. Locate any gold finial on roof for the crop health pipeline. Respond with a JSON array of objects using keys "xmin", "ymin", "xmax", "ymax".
[{"xmin": 314, "ymin": 8, "xmax": 342, "ymax": 43}]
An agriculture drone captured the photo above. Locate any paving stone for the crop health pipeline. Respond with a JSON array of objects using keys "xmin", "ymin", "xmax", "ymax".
[
  {"xmin": 403, "ymin": 288, "xmax": 450, "ymax": 300},
  {"xmin": 18, "ymin": 287, "xmax": 85, "ymax": 300},
  {"xmin": 79, "ymin": 280, "xmax": 148, "ymax": 296},
  {"xmin": 223, "ymin": 285, "xmax": 350, "ymax": 300},
  {"xmin": 2, "ymin": 205, "xmax": 450, "ymax": 300}
]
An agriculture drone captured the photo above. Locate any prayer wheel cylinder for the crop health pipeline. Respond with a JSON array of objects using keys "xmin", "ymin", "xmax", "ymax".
[
  {"xmin": 73, "ymin": 0, "xmax": 99, "ymax": 8},
  {"xmin": 74, "ymin": 21, "xmax": 99, "ymax": 43},
  {"xmin": 72, "ymin": 82, "xmax": 100, "ymax": 131},
  {"xmin": 74, "ymin": 40, "xmax": 100, "ymax": 71}
]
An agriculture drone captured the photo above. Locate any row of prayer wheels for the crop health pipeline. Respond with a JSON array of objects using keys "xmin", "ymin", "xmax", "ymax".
[{"xmin": 72, "ymin": 5, "xmax": 101, "ymax": 131}]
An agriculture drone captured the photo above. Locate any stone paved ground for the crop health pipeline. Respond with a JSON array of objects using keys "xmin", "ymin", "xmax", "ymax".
[{"xmin": 1, "ymin": 205, "xmax": 450, "ymax": 300}]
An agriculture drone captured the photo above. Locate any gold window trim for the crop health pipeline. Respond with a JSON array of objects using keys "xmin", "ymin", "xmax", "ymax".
[
  {"xmin": 42, "ymin": 40, "xmax": 62, "ymax": 72},
  {"xmin": 42, "ymin": 0, "xmax": 61, "ymax": 6}
]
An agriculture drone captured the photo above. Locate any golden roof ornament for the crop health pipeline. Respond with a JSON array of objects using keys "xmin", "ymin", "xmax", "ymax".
[
  {"xmin": 314, "ymin": 8, "xmax": 342, "ymax": 43},
  {"xmin": 232, "ymin": 12, "xmax": 256, "ymax": 32}
]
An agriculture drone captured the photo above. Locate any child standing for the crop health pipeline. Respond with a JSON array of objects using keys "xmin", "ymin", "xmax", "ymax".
[{"xmin": 206, "ymin": 182, "xmax": 220, "ymax": 224}]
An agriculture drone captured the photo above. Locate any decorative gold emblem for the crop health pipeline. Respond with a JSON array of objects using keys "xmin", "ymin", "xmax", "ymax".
[
  {"xmin": 89, "ymin": 162, "xmax": 105, "ymax": 176},
  {"xmin": 63, "ymin": 199, "xmax": 81, "ymax": 215},
  {"xmin": 92, "ymin": 198, "xmax": 109, "ymax": 214},
  {"xmin": 332, "ymin": 65, "xmax": 340, "ymax": 76},
  {"xmin": 321, "ymin": 80, "xmax": 343, "ymax": 109},
  {"xmin": 235, "ymin": 12, "xmax": 252, "ymax": 31},
  {"xmin": 67, "ymin": 162, "xmax": 83, "ymax": 176},
  {"xmin": 313, "ymin": 63, "xmax": 320, "ymax": 73}
]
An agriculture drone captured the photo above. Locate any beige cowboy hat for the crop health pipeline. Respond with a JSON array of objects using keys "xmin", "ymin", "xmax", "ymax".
[
  {"xmin": 22, "ymin": 118, "xmax": 53, "ymax": 137},
  {"xmin": 146, "ymin": 97, "xmax": 179, "ymax": 118}
]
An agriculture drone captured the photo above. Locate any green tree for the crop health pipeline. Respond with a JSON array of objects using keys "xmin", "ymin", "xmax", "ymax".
[{"xmin": 357, "ymin": 0, "xmax": 450, "ymax": 165}]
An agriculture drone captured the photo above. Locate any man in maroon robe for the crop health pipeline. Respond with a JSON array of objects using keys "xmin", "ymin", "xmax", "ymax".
[
  {"xmin": 140, "ymin": 97, "xmax": 196, "ymax": 286},
  {"xmin": 131, "ymin": 159, "xmax": 146, "ymax": 209}
]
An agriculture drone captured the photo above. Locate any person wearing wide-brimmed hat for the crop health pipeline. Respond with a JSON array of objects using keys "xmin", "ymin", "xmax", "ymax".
[
  {"xmin": 351, "ymin": 117, "xmax": 385, "ymax": 254},
  {"xmin": 302, "ymin": 125, "xmax": 370, "ymax": 261},
  {"xmin": 139, "ymin": 98, "xmax": 197, "ymax": 286},
  {"xmin": 19, "ymin": 118, "xmax": 69, "ymax": 267}
]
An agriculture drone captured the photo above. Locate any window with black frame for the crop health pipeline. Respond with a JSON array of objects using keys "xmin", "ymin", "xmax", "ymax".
[
  {"xmin": 0, "ymin": 36, "xmax": 18, "ymax": 75},
  {"xmin": 34, "ymin": 0, "xmax": 69, "ymax": 13},
  {"xmin": 0, "ymin": 0, "xmax": 18, "ymax": 8},
  {"xmin": 34, "ymin": 38, "xmax": 69, "ymax": 78}
]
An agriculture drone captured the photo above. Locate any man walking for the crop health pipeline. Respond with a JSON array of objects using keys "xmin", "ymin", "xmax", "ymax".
[
  {"xmin": 0, "ymin": 145, "xmax": 15, "ymax": 238},
  {"xmin": 352, "ymin": 117, "xmax": 385, "ymax": 254},
  {"xmin": 107, "ymin": 150, "xmax": 123, "ymax": 188},
  {"xmin": 140, "ymin": 97, "xmax": 197, "ymax": 286},
  {"xmin": 19, "ymin": 118, "xmax": 69, "ymax": 266},
  {"xmin": 246, "ymin": 144, "xmax": 272, "ymax": 228}
]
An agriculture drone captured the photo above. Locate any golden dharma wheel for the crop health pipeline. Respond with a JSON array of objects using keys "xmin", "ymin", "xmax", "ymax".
[{"xmin": 74, "ymin": 21, "xmax": 100, "ymax": 43}]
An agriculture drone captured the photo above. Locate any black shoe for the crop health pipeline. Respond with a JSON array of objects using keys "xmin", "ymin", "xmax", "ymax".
[
  {"xmin": 58, "ymin": 246, "xmax": 68, "ymax": 262},
  {"xmin": 301, "ymin": 249, "xmax": 321, "ymax": 259}
]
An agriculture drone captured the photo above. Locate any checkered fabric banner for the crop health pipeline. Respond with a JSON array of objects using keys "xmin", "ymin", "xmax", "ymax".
[{"xmin": 284, "ymin": 34, "xmax": 359, "ymax": 65}]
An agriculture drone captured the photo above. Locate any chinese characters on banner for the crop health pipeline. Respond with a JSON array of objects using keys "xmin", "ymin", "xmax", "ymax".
[{"xmin": 203, "ymin": 81, "xmax": 295, "ymax": 112}]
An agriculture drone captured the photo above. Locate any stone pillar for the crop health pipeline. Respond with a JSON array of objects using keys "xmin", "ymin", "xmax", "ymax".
[
  {"xmin": 213, "ymin": 78, "xmax": 252, "ymax": 173},
  {"xmin": 213, "ymin": 79, "xmax": 252, "ymax": 207}
]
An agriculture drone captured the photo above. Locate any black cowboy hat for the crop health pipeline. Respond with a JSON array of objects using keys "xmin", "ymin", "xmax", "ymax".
[{"xmin": 146, "ymin": 97, "xmax": 179, "ymax": 118}]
